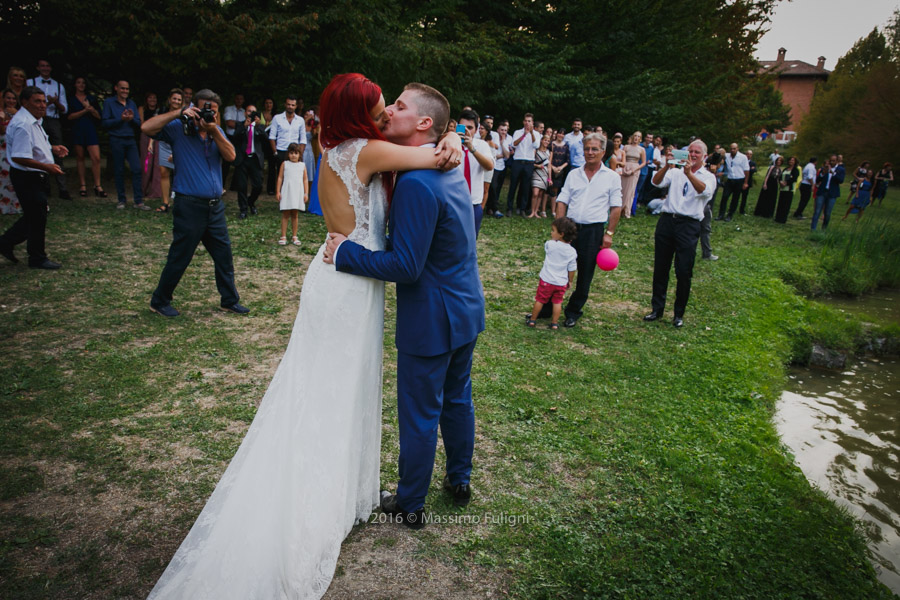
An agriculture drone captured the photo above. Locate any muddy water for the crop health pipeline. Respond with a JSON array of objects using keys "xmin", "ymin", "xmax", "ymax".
[
  {"xmin": 820, "ymin": 289, "xmax": 900, "ymax": 325},
  {"xmin": 775, "ymin": 357, "xmax": 900, "ymax": 593}
]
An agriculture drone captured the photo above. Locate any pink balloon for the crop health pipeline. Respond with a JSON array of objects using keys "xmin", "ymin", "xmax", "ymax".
[{"xmin": 596, "ymin": 248, "xmax": 619, "ymax": 271}]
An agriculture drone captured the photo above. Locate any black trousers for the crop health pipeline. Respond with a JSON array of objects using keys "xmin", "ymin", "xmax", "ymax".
[
  {"xmin": 719, "ymin": 178, "xmax": 744, "ymax": 217},
  {"xmin": 486, "ymin": 168, "xmax": 506, "ymax": 213},
  {"xmin": 651, "ymin": 213, "xmax": 701, "ymax": 318},
  {"xmin": 774, "ymin": 190, "xmax": 794, "ymax": 223},
  {"xmin": 234, "ymin": 156, "xmax": 263, "ymax": 214},
  {"xmin": 265, "ymin": 145, "xmax": 278, "ymax": 194},
  {"xmin": 740, "ymin": 184, "xmax": 752, "ymax": 214},
  {"xmin": 151, "ymin": 194, "xmax": 240, "ymax": 308},
  {"xmin": 506, "ymin": 159, "xmax": 533, "ymax": 213},
  {"xmin": 699, "ymin": 202, "xmax": 712, "ymax": 258},
  {"xmin": 41, "ymin": 117, "xmax": 67, "ymax": 192},
  {"xmin": 0, "ymin": 170, "xmax": 49, "ymax": 265},
  {"xmin": 794, "ymin": 183, "xmax": 812, "ymax": 217},
  {"xmin": 564, "ymin": 221, "xmax": 605, "ymax": 322}
]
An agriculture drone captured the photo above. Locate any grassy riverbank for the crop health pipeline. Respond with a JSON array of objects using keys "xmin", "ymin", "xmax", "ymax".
[{"xmin": 1, "ymin": 186, "xmax": 897, "ymax": 598}]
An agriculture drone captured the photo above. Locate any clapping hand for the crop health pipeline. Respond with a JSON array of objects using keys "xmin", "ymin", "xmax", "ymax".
[{"xmin": 121, "ymin": 109, "xmax": 134, "ymax": 121}]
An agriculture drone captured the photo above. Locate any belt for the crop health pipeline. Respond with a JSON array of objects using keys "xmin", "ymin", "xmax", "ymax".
[
  {"xmin": 11, "ymin": 169, "xmax": 46, "ymax": 179},
  {"xmin": 574, "ymin": 221, "xmax": 605, "ymax": 229},
  {"xmin": 664, "ymin": 212, "xmax": 701, "ymax": 222},
  {"xmin": 176, "ymin": 193, "xmax": 221, "ymax": 206}
]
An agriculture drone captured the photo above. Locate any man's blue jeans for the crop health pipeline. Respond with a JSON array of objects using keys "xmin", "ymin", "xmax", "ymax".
[
  {"xmin": 109, "ymin": 136, "xmax": 143, "ymax": 205},
  {"xmin": 811, "ymin": 194, "xmax": 837, "ymax": 230}
]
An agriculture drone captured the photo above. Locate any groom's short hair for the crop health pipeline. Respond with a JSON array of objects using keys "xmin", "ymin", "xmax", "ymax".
[{"xmin": 403, "ymin": 82, "xmax": 449, "ymax": 141}]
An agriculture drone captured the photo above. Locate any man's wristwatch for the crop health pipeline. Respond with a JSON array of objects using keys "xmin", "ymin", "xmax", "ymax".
[{"xmin": 605, "ymin": 229, "xmax": 615, "ymax": 236}]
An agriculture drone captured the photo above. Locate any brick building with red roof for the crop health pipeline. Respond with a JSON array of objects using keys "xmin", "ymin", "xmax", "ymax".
[{"xmin": 759, "ymin": 48, "xmax": 830, "ymax": 132}]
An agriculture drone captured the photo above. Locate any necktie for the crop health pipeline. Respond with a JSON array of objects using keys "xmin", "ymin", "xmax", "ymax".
[
  {"xmin": 42, "ymin": 79, "xmax": 51, "ymax": 84},
  {"xmin": 463, "ymin": 148, "xmax": 472, "ymax": 192},
  {"xmin": 246, "ymin": 125, "xmax": 253, "ymax": 155}
]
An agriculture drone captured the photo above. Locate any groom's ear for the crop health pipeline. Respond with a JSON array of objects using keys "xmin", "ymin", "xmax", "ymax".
[{"xmin": 416, "ymin": 115, "xmax": 434, "ymax": 132}]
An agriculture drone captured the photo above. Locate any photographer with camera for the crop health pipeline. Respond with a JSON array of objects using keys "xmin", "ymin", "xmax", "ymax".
[
  {"xmin": 231, "ymin": 104, "xmax": 267, "ymax": 219},
  {"xmin": 141, "ymin": 89, "xmax": 249, "ymax": 318}
]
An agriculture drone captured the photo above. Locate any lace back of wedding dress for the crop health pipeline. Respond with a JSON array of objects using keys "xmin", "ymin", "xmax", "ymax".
[
  {"xmin": 148, "ymin": 138, "xmax": 386, "ymax": 600},
  {"xmin": 325, "ymin": 138, "xmax": 385, "ymax": 250}
]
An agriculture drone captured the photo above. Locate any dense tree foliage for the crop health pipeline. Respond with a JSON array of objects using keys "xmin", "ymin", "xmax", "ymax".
[
  {"xmin": 796, "ymin": 11, "xmax": 900, "ymax": 170},
  {"xmin": 2, "ymin": 0, "xmax": 788, "ymax": 142}
]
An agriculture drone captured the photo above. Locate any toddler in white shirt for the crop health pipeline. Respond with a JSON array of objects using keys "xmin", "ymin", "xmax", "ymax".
[{"xmin": 527, "ymin": 217, "xmax": 578, "ymax": 330}]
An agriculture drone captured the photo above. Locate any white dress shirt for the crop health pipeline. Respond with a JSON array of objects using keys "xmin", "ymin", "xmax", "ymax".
[
  {"xmin": 26, "ymin": 77, "xmax": 67, "ymax": 118},
  {"xmin": 653, "ymin": 166, "xmax": 717, "ymax": 221},
  {"xmin": 557, "ymin": 164, "xmax": 623, "ymax": 224},
  {"xmin": 802, "ymin": 162, "xmax": 817, "ymax": 185},
  {"xmin": 6, "ymin": 109, "xmax": 54, "ymax": 172},
  {"xmin": 268, "ymin": 112, "xmax": 306, "ymax": 152},
  {"xmin": 223, "ymin": 105, "xmax": 246, "ymax": 136},
  {"xmin": 489, "ymin": 131, "xmax": 506, "ymax": 171},
  {"xmin": 724, "ymin": 151, "xmax": 750, "ymax": 180},
  {"xmin": 455, "ymin": 138, "xmax": 493, "ymax": 204},
  {"xmin": 510, "ymin": 128, "xmax": 541, "ymax": 161}
]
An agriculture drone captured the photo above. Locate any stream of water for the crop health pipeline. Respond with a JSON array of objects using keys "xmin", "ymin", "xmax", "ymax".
[{"xmin": 775, "ymin": 290, "xmax": 900, "ymax": 593}]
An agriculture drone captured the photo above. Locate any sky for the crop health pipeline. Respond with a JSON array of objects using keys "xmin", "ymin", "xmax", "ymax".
[{"xmin": 754, "ymin": 0, "xmax": 899, "ymax": 69}]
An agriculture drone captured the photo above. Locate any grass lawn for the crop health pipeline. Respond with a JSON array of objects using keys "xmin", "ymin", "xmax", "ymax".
[{"xmin": 0, "ymin": 179, "xmax": 897, "ymax": 599}]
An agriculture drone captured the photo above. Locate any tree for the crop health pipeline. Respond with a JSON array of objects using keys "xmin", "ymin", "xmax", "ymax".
[
  {"xmin": 1, "ymin": 0, "xmax": 789, "ymax": 143},
  {"xmin": 796, "ymin": 15, "xmax": 899, "ymax": 170}
]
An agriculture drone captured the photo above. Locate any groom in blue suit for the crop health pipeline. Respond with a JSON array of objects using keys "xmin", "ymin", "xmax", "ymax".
[{"xmin": 324, "ymin": 83, "xmax": 485, "ymax": 529}]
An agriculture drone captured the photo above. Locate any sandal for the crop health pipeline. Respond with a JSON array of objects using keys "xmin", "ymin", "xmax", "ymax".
[
  {"xmin": 94, "ymin": 186, "xmax": 108, "ymax": 198},
  {"xmin": 278, "ymin": 236, "xmax": 287, "ymax": 246},
  {"xmin": 155, "ymin": 204, "xmax": 169, "ymax": 213},
  {"xmin": 292, "ymin": 236, "xmax": 301, "ymax": 246},
  {"xmin": 79, "ymin": 185, "xmax": 87, "ymax": 197},
  {"xmin": 549, "ymin": 322, "xmax": 559, "ymax": 330},
  {"xmin": 525, "ymin": 319, "xmax": 536, "ymax": 328}
]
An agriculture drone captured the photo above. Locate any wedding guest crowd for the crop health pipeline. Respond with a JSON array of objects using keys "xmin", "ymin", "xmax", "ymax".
[{"xmin": 0, "ymin": 60, "xmax": 892, "ymax": 318}]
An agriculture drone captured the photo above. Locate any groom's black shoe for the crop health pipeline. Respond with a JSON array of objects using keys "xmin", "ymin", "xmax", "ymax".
[
  {"xmin": 380, "ymin": 492, "xmax": 426, "ymax": 530},
  {"xmin": 443, "ymin": 475, "xmax": 471, "ymax": 507}
]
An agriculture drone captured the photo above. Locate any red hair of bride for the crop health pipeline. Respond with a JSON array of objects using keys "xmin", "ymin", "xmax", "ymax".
[
  {"xmin": 318, "ymin": 73, "xmax": 393, "ymax": 203},
  {"xmin": 319, "ymin": 73, "xmax": 387, "ymax": 149}
]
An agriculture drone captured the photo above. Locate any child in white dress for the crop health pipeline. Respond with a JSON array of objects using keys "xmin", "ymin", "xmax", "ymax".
[{"xmin": 276, "ymin": 143, "xmax": 308, "ymax": 245}]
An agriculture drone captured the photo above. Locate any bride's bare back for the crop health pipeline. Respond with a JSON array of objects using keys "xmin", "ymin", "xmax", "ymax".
[{"xmin": 318, "ymin": 138, "xmax": 461, "ymax": 236}]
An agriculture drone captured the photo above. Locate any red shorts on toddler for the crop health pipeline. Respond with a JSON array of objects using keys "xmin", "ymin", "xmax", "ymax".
[{"xmin": 535, "ymin": 278, "xmax": 567, "ymax": 305}]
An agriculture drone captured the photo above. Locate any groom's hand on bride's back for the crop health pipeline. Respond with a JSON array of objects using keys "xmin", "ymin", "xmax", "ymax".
[{"xmin": 323, "ymin": 232, "xmax": 347, "ymax": 264}]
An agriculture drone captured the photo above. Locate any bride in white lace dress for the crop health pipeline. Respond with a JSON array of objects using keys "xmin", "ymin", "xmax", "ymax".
[{"xmin": 147, "ymin": 74, "xmax": 460, "ymax": 600}]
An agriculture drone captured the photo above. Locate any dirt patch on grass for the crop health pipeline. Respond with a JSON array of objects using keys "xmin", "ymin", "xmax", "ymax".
[
  {"xmin": 325, "ymin": 523, "xmax": 509, "ymax": 599},
  {"xmin": 1, "ymin": 458, "xmax": 168, "ymax": 599}
]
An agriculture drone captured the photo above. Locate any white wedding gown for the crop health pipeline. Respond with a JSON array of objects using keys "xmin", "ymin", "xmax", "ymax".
[{"xmin": 148, "ymin": 139, "xmax": 387, "ymax": 599}]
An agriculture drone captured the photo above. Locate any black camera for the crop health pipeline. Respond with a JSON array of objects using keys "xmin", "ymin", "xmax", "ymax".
[
  {"xmin": 180, "ymin": 102, "xmax": 216, "ymax": 136},
  {"xmin": 247, "ymin": 110, "xmax": 260, "ymax": 122}
]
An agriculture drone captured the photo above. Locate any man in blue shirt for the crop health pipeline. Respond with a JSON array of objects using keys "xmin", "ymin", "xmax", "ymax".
[
  {"xmin": 141, "ymin": 89, "xmax": 249, "ymax": 317},
  {"xmin": 102, "ymin": 80, "xmax": 148, "ymax": 209}
]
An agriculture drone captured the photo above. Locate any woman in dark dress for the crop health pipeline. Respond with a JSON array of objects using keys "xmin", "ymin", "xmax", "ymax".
[
  {"xmin": 548, "ymin": 128, "xmax": 569, "ymax": 216},
  {"xmin": 874, "ymin": 162, "xmax": 893, "ymax": 205},
  {"xmin": 774, "ymin": 156, "xmax": 800, "ymax": 223},
  {"xmin": 754, "ymin": 155, "xmax": 782, "ymax": 218},
  {"xmin": 68, "ymin": 76, "xmax": 106, "ymax": 197}
]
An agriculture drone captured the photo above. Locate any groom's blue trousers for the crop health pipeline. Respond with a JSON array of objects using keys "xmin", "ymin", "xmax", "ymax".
[{"xmin": 395, "ymin": 339, "xmax": 477, "ymax": 513}]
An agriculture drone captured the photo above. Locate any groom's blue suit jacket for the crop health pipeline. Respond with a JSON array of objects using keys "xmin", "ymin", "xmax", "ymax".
[{"xmin": 335, "ymin": 168, "xmax": 485, "ymax": 357}]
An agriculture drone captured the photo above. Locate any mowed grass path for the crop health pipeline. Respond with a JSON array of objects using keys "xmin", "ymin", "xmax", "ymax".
[{"xmin": 1, "ymin": 183, "xmax": 896, "ymax": 599}]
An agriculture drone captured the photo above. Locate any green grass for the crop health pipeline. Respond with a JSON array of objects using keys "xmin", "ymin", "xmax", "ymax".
[{"xmin": 0, "ymin": 183, "xmax": 898, "ymax": 598}]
